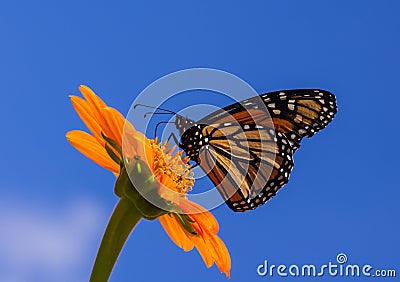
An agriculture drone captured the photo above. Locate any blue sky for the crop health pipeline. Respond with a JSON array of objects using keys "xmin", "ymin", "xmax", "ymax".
[{"xmin": 1, "ymin": 1, "xmax": 399, "ymax": 281}]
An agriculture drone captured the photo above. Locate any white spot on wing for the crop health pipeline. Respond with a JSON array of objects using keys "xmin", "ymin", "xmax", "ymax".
[{"xmin": 298, "ymin": 129, "xmax": 307, "ymax": 135}]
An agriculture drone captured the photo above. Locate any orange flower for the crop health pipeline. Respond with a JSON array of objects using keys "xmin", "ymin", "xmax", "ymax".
[{"xmin": 66, "ymin": 85, "xmax": 231, "ymax": 278}]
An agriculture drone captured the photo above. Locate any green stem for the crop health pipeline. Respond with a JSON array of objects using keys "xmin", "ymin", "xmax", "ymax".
[{"xmin": 90, "ymin": 197, "xmax": 142, "ymax": 282}]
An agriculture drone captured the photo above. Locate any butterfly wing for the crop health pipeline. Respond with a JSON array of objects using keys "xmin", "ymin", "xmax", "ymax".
[
  {"xmin": 196, "ymin": 89, "xmax": 337, "ymax": 211},
  {"xmin": 201, "ymin": 89, "xmax": 337, "ymax": 151},
  {"xmin": 198, "ymin": 123, "xmax": 294, "ymax": 211},
  {"xmin": 260, "ymin": 89, "xmax": 337, "ymax": 150}
]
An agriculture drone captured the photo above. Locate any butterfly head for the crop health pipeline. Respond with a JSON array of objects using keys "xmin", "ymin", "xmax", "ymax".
[{"xmin": 174, "ymin": 115, "xmax": 197, "ymax": 136}]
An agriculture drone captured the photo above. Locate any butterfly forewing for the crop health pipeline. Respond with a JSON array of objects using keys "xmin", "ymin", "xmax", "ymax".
[{"xmin": 262, "ymin": 89, "xmax": 337, "ymax": 150}]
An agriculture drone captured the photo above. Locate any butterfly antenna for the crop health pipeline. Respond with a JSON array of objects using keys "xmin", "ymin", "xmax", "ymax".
[
  {"xmin": 134, "ymin": 103, "xmax": 177, "ymax": 115},
  {"xmin": 144, "ymin": 111, "xmax": 176, "ymax": 119}
]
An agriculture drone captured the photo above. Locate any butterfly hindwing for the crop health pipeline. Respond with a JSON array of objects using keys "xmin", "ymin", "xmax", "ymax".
[{"xmin": 197, "ymin": 122, "xmax": 294, "ymax": 212}]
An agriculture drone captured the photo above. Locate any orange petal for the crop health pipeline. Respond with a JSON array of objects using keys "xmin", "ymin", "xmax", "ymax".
[
  {"xmin": 77, "ymin": 86, "xmax": 131, "ymax": 156},
  {"xmin": 190, "ymin": 233, "xmax": 214, "ymax": 268},
  {"xmin": 159, "ymin": 214, "xmax": 194, "ymax": 252},
  {"xmin": 69, "ymin": 95, "xmax": 104, "ymax": 143},
  {"xmin": 78, "ymin": 85, "xmax": 111, "ymax": 138},
  {"xmin": 123, "ymin": 127, "xmax": 153, "ymax": 165},
  {"xmin": 66, "ymin": 130, "xmax": 120, "ymax": 174},
  {"xmin": 175, "ymin": 199, "xmax": 230, "ymax": 277},
  {"xmin": 79, "ymin": 85, "xmax": 107, "ymax": 121},
  {"xmin": 179, "ymin": 199, "xmax": 219, "ymax": 234},
  {"xmin": 100, "ymin": 107, "xmax": 126, "ymax": 148},
  {"xmin": 121, "ymin": 121, "xmax": 139, "ymax": 160},
  {"xmin": 206, "ymin": 231, "xmax": 231, "ymax": 278},
  {"xmin": 144, "ymin": 138, "xmax": 155, "ymax": 168}
]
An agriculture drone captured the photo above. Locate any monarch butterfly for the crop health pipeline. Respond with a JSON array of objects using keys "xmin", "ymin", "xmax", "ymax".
[{"xmin": 171, "ymin": 89, "xmax": 337, "ymax": 212}]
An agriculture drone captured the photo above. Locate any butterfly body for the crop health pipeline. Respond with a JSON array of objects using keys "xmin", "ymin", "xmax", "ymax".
[
  {"xmin": 174, "ymin": 89, "xmax": 337, "ymax": 212},
  {"xmin": 178, "ymin": 123, "xmax": 209, "ymax": 162}
]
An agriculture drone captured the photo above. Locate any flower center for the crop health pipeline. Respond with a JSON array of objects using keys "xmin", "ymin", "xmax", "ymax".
[{"xmin": 151, "ymin": 140, "xmax": 194, "ymax": 194}]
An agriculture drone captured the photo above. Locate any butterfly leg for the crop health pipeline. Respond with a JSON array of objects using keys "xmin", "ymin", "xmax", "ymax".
[
  {"xmin": 166, "ymin": 132, "xmax": 180, "ymax": 146},
  {"xmin": 154, "ymin": 121, "xmax": 175, "ymax": 139},
  {"xmin": 190, "ymin": 162, "xmax": 199, "ymax": 169}
]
